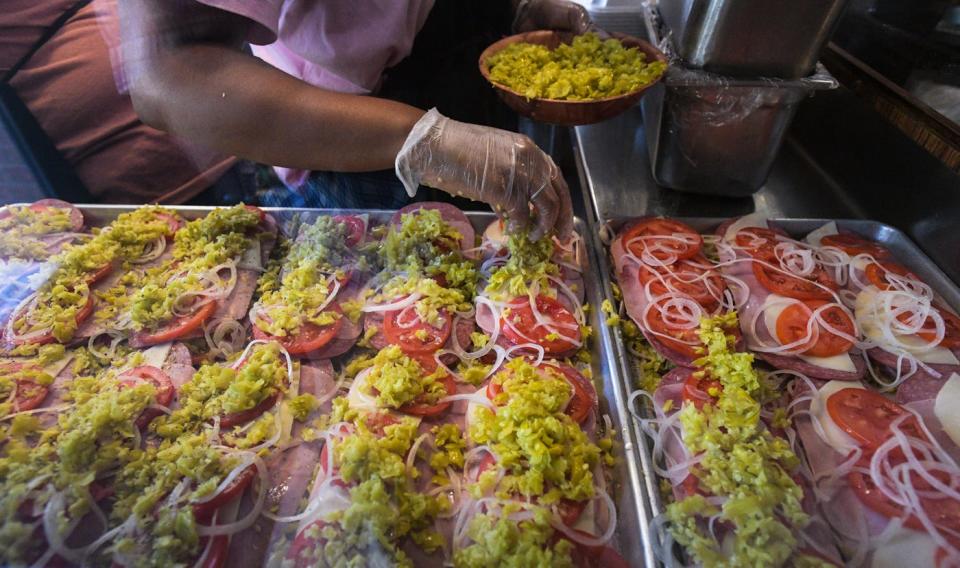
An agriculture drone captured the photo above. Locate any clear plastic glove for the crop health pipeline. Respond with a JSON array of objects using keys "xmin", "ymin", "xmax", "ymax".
[
  {"xmin": 396, "ymin": 109, "xmax": 573, "ymax": 241},
  {"xmin": 513, "ymin": 0, "xmax": 596, "ymax": 35}
]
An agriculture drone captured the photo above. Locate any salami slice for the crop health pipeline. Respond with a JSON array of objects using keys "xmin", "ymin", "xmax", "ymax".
[{"xmin": 867, "ymin": 346, "xmax": 960, "ymax": 382}]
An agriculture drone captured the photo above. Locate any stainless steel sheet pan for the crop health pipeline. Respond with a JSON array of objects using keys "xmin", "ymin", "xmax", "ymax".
[
  {"xmin": 5, "ymin": 203, "xmax": 651, "ymax": 567},
  {"xmin": 591, "ymin": 215, "xmax": 960, "ymax": 565}
]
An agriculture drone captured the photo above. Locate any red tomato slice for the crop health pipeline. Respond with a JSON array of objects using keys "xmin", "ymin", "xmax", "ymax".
[
  {"xmin": 243, "ymin": 205, "xmax": 267, "ymax": 223},
  {"xmin": 196, "ymin": 535, "xmax": 229, "ymax": 568},
  {"xmin": 86, "ymin": 263, "xmax": 114, "ymax": 286},
  {"xmin": 332, "ymin": 215, "xmax": 365, "ymax": 247},
  {"xmin": 827, "ymin": 388, "xmax": 926, "ymax": 451},
  {"xmin": 637, "ymin": 255, "xmax": 725, "ymax": 310},
  {"xmin": 29, "ymin": 199, "xmax": 84, "ymax": 231},
  {"xmin": 910, "ymin": 305, "xmax": 960, "ymax": 350},
  {"xmin": 643, "ymin": 303, "xmax": 701, "ymax": 358},
  {"xmin": 13, "ymin": 295, "xmax": 95, "ymax": 346},
  {"xmin": 775, "ymin": 300, "xmax": 855, "ymax": 357},
  {"xmin": 286, "ymin": 520, "xmax": 330, "ymax": 568},
  {"xmin": 487, "ymin": 363, "xmax": 594, "ymax": 424},
  {"xmin": 623, "ymin": 218, "xmax": 702, "ymax": 262},
  {"xmin": 752, "ymin": 262, "xmax": 838, "ymax": 301},
  {"xmin": 14, "ymin": 380, "xmax": 49, "ymax": 412},
  {"xmin": 118, "ymin": 366, "xmax": 175, "ymax": 429},
  {"xmin": 681, "ymin": 374, "xmax": 722, "ymax": 410},
  {"xmin": 566, "ymin": 532, "xmax": 630, "ymax": 568},
  {"xmin": 154, "ymin": 211, "xmax": 183, "ymax": 235},
  {"xmin": 132, "ymin": 300, "xmax": 217, "ymax": 348},
  {"xmin": 383, "ymin": 305, "xmax": 452, "ymax": 355},
  {"xmin": 219, "ymin": 392, "xmax": 279, "ymax": 429},
  {"xmin": 734, "ymin": 227, "xmax": 784, "ymax": 260},
  {"xmin": 501, "ymin": 295, "xmax": 580, "ymax": 355},
  {"xmin": 865, "ymin": 260, "xmax": 921, "ymax": 290},
  {"xmin": 192, "ymin": 466, "xmax": 257, "ymax": 522},
  {"xmin": 821, "ymin": 233, "xmax": 889, "ymax": 258},
  {"xmin": 399, "ymin": 371, "xmax": 456, "ymax": 417},
  {"xmin": 252, "ymin": 305, "xmax": 343, "ymax": 355}
]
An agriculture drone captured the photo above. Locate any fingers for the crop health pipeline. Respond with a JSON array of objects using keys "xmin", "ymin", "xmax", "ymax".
[{"xmin": 530, "ymin": 179, "xmax": 560, "ymax": 241}]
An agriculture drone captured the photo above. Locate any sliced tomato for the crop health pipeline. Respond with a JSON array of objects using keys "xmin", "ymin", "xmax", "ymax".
[
  {"xmin": 637, "ymin": 256, "xmax": 725, "ymax": 310},
  {"xmin": 14, "ymin": 380, "xmax": 49, "ymax": 412},
  {"xmin": 118, "ymin": 366, "xmax": 175, "ymax": 429},
  {"xmin": 252, "ymin": 305, "xmax": 343, "ymax": 355},
  {"xmin": 826, "ymin": 388, "xmax": 926, "ymax": 451},
  {"xmin": 487, "ymin": 363, "xmax": 594, "ymax": 424},
  {"xmin": 219, "ymin": 391, "xmax": 279, "ymax": 429},
  {"xmin": 383, "ymin": 305, "xmax": 452, "ymax": 355},
  {"xmin": 821, "ymin": 233, "xmax": 889, "ymax": 258},
  {"xmin": 192, "ymin": 466, "xmax": 257, "ymax": 522},
  {"xmin": 623, "ymin": 218, "xmax": 702, "ymax": 262},
  {"xmin": 775, "ymin": 300, "xmax": 855, "ymax": 357},
  {"xmin": 399, "ymin": 371, "xmax": 456, "ymax": 417},
  {"xmin": 86, "ymin": 263, "xmax": 114, "ymax": 286},
  {"xmin": 501, "ymin": 295, "xmax": 580, "ymax": 355},
  {"xmin": 681, "ymin": 374, "xmax": 722, "ymax": 410},
  {"xmin": 243, "ymin": 205, "xmax": 267, "ymax": 223},
  {"xmin": 154, "ymin": 211, "xmax": 183, "ymax": 235},
  {"xmin": 752, "ymin": 262, "xmax": 837, "ymax": 301},
  {"xmin": 332, "ymin": 215, "xmax": 365, "ymax": 247},
  {"xmin": 555, "ymin": 499, "xmax": 588, "ymax": 528},
  {"xmin": 286, "ymin": 520, "xmax": 330, "ymax": 568},
  {"xmin": 643, "ymin": 302, "xmax": 701, "ymax": 358},
  {"xmin": 551, "ymin": 364, "xmax": 595, "ymax": 424},
  {"xmin": 679, "ymin": 473, "xmax": 704, "ymax": 498},
  {"xmin": 13, "ymin": 295, "xmax": 95, "ymax": 346},
  {"xmin": 132, "ymin": 300, "xmax": 217, "ymax": 347},
  {"xmin": 363, "ymin": 412, "xmax": 400, "ymax": 435},
  {"xmin": 865, "ymin": 260, "xmax": 921, "ymax": 290},
  {"xmin": 734, "ymin": 227, "xmax": 784, "ymax": 260},
  {"xmin": 910, "ymin": 305, "xmax": 960, "ymax": 350},
  {"xmin": 196, "ymin": 535, "xmax": 229, "ymax": 568},
  {"xmin": 566, "ymin": 532, "xmax": 630, "ymax": 568},
  {"xmin": 29, "ymin": 199, "xmax": 84, "ymax": 231}
]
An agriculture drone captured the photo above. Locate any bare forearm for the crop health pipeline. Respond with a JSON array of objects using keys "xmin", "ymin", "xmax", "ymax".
[{"xmin": 130, "ymin": 44, "xmax": 424, "ymax": 172}]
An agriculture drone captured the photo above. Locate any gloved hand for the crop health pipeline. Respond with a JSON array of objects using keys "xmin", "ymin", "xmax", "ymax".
[
  {"xmin": 513, "ymin": 0, "xmax": 595, "ymax": 35},
  {"xmin": 396, "ymin": 109, "xmax": 573, "ymax": 241}
]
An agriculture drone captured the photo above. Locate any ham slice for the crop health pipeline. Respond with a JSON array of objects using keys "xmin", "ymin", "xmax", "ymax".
[{"xmin": 227, "ymin": 359, "xmax": 335, "ymax": 567}]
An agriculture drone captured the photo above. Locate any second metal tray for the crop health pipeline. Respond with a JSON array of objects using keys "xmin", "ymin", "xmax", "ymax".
[{"xmin": 591, "ymin": 216, "xmax": 960, "ymax": 566}]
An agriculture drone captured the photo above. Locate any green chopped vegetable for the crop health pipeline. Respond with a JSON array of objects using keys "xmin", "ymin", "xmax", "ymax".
[{"xmin": 487, "ymin": 33, "xmax": 666, "ymax": 101}]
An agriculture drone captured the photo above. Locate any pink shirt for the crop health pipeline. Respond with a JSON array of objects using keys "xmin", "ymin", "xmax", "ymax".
[{"xmin": 198, "ymin": 0, "xmax": 436, "ymax": 186}]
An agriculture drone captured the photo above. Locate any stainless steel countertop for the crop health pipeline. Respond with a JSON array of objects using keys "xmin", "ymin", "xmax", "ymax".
[{"xmin": 572, "ymin": 101, "xmax": 960, "ymax": 285}]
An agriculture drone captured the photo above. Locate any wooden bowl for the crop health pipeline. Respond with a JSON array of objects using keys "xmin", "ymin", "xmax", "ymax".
[{"xmin": 479, "ymin": 31, "xmax": 668, "ymax": 126}]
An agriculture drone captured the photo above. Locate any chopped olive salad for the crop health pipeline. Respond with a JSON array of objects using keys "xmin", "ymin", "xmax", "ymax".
[
  {"xmin": 0, "ymin": 202, "xmax": 623, "ymax": 567},
  {"xmin": 486, "ymin": 32, "xmax": 666, "ymax": 101}
]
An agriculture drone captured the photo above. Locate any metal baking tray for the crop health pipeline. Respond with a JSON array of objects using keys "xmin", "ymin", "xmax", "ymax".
[
  {"xmin": 590, "ymin": 216, "xmax": 960, "ymax": 565},
  {"xmin": 6, "ymin": 204, "xmax": 651, "ymax": 567}
]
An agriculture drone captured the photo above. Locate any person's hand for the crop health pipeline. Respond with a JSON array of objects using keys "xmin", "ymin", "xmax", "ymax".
[
  {"xmin": 513, "ymin": 0, "xmax": 595, "ymax": 35},
  {"xmin": 395, "ymin": 109, "xmax": 573, "ymax": 241}
]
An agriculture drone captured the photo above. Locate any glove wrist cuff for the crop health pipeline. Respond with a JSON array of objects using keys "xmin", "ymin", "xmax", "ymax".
[{"xmin": 395, "ymin": 108, "xmax": 446, "ymax": 198}]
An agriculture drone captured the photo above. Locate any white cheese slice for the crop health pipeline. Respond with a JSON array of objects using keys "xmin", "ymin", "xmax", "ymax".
[
  {"xmin": 935, "ymin": 373, "xmax": 960, "ymax": 447},
  {"xmin": 483, "ymin": 219, "xmax": 506, "ymax": 246},
  {"xmin": 804, "ymin": 221, "xmax": 838, "ymax": 247},
  {"xmin": 856, "ymin": 288, "xmax": 960, "ymax": 365},
  {"xmin": 237, "ymin": 239, "xmax": 262, "ymax": 271},
  {"xmin": 142, "ymin": 342, "xmax": 173, "ymax": 369},
  {"xmin": 761, "ymin": 294, "xmax": 857, "ymax": 373},
  {"xmin": 813, "ymin": 380, "xmax": 866, "ymax": 454},
  {"xmin": 722, "ymin": 213, "xmax": 769, "ymax": 243},
  {"xmin": 345, "ymin": 369, "xmax": 378, "ymax": 412},
  {"xmin": 870, "ymin": 528, "xmax": 938, "ymax": 568},
  {"xmin": 42, "ymin": 355, "xmax": 74, "ymax": 379}
]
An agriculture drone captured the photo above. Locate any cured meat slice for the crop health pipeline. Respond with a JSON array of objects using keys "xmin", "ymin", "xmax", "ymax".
[{"xmin": 226, "ymin": 360, "xmax": 335, "ymax": 567}]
